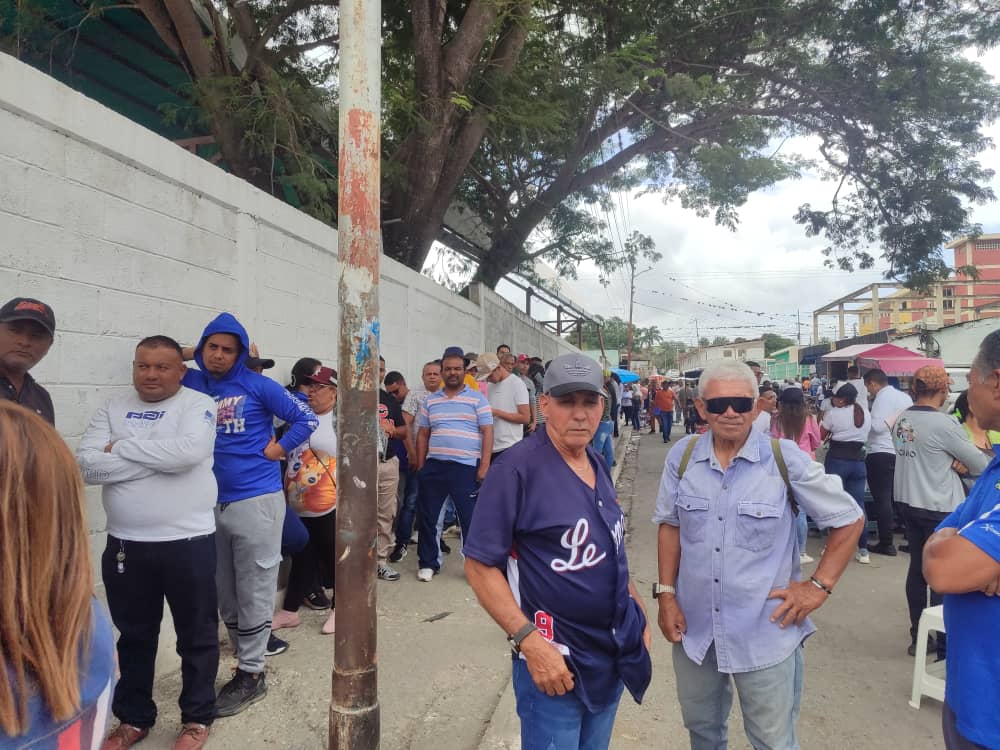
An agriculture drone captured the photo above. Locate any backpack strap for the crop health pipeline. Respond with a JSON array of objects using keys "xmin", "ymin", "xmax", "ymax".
[
  {"xmin": 677, "ymin": 435, "xmax": 700, "ymax": 480},
  {"xmin": 770, "ymin": 437, "xmax": 800, "ymax": 516}
]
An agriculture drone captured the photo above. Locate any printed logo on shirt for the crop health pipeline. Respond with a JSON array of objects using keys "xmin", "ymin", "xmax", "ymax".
[
  {"xmin": 610, "ymin": 515, "xmax": 625, "ymax": 552},
  {"xmin": 550, "ymin": 518, "xmax": 607, "ymax": 572},
  {"xmin": 203, "ymin": 409, "xmax": 215, "ymax": 426},
  {"xmin": 216, "ymin": 395, "xmax": 247, "ymax": 434},
  {"xmin": 531, "ymin": 610, "xmax": 570, "ymax": 656},
  {"xmin": 892, "ymin": 417, "xmax": 917, "ymax": 457},
  {"xmin": 125, "ymin": 410, "xmax": 166, "ymax": 421}
]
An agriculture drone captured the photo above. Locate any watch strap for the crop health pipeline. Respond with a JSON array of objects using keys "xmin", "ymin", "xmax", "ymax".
[{"xmin": 508, "ymin": 623, "xmax": 538, "ymax": 652}]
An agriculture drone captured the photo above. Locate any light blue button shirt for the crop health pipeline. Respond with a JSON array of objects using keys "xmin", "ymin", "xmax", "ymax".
[{"xmin": 653, "ymin": 430, "xmax": 862, "ymax": 673}]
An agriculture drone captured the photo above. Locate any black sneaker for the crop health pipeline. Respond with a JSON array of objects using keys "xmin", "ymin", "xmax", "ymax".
[
  {"xmin": 215, "ymin": 669, "xmax": 267, "ymax": 717},
  {"xmin": 264, "ymin": 633, "xmax": 288, "ymax": 657},
  {"xmin": 388, "ymin": 543, "xmax": 407, "ymax": 563},
  {"xmin": 303, "ymin": 590, "xmax": 331, "ymax": 610},
  {"xmin": 440, "ymin": 539, "xmax": 452, "ymax": 555},
  {"xmin": 868, "ymin": 542, "xmax": 897, "ymax": 557}
]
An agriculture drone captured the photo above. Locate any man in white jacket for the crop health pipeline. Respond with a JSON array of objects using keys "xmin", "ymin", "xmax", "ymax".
[{"xmin": 78, "ymin": 336, "xmax": 218, "ymax": 750}]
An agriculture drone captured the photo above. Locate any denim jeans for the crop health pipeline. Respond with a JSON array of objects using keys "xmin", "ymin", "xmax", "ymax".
[
  {"xmin": 796, "ymin": 511, "xmax": 808, "ymax": 551},
  {"xmin": 673, "ymin": 642, "xmax": 803, "ymax": 750},
  {"xmin": 660, "ymin": 411, "xmax": 673, "ymax": 442},
  {"xmin": 416, "ymin": 459, "xmax": 478, "ymax": 571},
  {"xmin": 394, "ymin": 471, "xmax": 419, "ymax": 547},
  {"xmin": 512, "ymin": 658, "xmax": 623, "ymax": 750},
  {"xmin": 592, "ymin": 420, "xmax": 614, "ymax": 468},
  {"xmin": 824, "ymin": 456, "xmax": 868, "ymax": 548}
]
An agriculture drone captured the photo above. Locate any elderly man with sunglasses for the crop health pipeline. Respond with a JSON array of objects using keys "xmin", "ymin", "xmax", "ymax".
[{"xmin": 653, "ymin": 360, "xmax": 864, "ymax": 750}]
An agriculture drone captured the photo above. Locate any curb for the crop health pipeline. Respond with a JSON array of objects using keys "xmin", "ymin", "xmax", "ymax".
[{"xmin": 477, "ymin": 425, "xmax": 636, "ymax": 750}]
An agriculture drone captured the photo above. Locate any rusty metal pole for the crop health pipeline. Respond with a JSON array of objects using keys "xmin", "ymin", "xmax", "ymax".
[{"xmin": 331, "ymin": 0, "xmax": 381, "ymax": 745}]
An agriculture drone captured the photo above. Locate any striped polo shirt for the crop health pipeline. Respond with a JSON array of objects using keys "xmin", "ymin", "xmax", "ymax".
[{"xmin": 418, "ymin": 385, "xmax": 494, "ymax": 466}]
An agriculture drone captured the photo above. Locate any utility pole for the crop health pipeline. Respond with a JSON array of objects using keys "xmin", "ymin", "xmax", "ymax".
[
  {"xmin": 626, "ymin": 262, "xmax": 652, "ymax": 370},
  {"xmin": 332, "ymin": 0, "xmax": 381, "ymax": 745},
  {"xmin": 796, "ymin": 309, "xmax": 801, "ymax": 346}
]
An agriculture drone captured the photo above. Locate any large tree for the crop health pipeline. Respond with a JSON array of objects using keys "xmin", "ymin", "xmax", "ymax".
[{"xmin": 7, "ymin": 0, "xmax": 998, "ymax": 291}]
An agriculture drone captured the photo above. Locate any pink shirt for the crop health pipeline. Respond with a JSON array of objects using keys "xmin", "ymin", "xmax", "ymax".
[{"xmin": 771, "ymin": 415, "xmax": 822, "ymax": 459}]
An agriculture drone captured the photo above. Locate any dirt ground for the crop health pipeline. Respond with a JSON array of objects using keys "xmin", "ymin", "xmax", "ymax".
[{"xmin": 125, "ymin": 428, "xmax": 945, "ymax": 749}]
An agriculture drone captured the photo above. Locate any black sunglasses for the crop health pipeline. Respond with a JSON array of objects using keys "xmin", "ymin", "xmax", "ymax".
[{"xmin": 704, "ymin": 396, "xmax": 755, "ymax": 415}]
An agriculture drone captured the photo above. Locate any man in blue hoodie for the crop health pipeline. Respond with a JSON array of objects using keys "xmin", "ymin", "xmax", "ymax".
[{"xmin": 182, "ymin": 313, "xmax": 318, "ymax": 718}]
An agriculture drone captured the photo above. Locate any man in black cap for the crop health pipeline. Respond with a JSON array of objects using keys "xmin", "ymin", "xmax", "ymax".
[{"xmin": 0, "ymin": 296, "xmax": 56, "ymax": 424}]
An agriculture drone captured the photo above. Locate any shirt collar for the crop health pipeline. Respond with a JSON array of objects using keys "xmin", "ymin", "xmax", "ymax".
[{"xmin": 693, "ymin": 429, "xmax": 762, "ymax": 466}]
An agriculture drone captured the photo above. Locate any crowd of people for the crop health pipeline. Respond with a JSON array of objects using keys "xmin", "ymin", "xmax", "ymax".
[{"xmin": 1, "ymin": 292, "xmax": 998, "ymax": 750}]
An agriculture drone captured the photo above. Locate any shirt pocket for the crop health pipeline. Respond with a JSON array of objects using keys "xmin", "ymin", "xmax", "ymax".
[
  {"xmin": 735, "ymin": 500, "xmax": 785, "ymax": 553},
  {"xmin": 677, "ymin": 495, "xmax": 711, "ymax": 543}
]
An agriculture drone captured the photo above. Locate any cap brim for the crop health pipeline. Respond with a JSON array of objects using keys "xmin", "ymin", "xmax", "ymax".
[
  {"xmin": 546, "ymin": 382, "xmax": 603, "ymax": 397},
  {"xmin": 1, "ymin": 313, "xmax": 54, "ymax": 335},
  {"xmin": 475, "ymin": 371, "xmax": 491, "ymax": 381}
]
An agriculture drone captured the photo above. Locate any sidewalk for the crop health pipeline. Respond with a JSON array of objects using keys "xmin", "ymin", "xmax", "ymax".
[
  {"xmin": 118, "ymin": 428, "xmax": 633, "ymax": 750},
  {"xmin": 108, "ymin": 425, "xmax": 946, "ymax": 749}
]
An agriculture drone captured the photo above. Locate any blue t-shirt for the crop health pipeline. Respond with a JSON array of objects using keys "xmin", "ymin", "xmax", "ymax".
[
  {"xmin": 5, "ymin": 599, "xmax": 115, "ymax": 749},
  {"xmin": 464, "ymin": 427, "xmax": 651, "ymax": 712},
  {"xmin": 937, "ymin": 454, "xmax": 1000, "ymax": 748}
]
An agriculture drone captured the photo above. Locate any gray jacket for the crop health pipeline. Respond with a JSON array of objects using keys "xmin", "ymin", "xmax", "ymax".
[{"xmin": 892, "ymin": 406, "xmax": 990, "ymax": 513}]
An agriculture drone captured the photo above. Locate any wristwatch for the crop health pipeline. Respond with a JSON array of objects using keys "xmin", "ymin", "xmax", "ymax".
[
  {"xmin": 507, "ymin": 623, "xmax": 538, "ymax": 654},
  {"xmin": 652, "ymin": 583, "xmax": 676, "ymax": 599}
]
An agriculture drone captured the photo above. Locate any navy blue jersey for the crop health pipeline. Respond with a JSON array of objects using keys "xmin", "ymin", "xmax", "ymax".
[{"xmin": 465, "ymin": 427, "xmax": 651, "ymax": 711}]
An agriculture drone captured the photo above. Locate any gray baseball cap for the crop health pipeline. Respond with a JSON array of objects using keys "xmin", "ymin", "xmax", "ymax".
[{"xmin": 543, "ymin": 353, "xmax": 605, "ymax": 397}]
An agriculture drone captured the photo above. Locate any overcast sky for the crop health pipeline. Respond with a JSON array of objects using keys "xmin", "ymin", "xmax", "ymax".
[{"xmin": 476, "ymin": 47, "xmax": 1000, "ymax": 349}]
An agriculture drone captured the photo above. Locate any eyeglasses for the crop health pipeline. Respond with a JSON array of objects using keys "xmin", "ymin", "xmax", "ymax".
[{"xmin": 704, "ymin": 397, "xmax": 755, "ymax": 414}]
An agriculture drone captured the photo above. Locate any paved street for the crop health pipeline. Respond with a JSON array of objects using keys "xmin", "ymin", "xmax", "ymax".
[{"xmin": 132, "ymin": 427, "xmax": 945, "ymax": 749}]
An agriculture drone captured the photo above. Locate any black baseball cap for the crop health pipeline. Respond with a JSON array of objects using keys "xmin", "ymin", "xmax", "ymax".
[
  {"xmin": 245, "ymin": 356, "xmax": 275, "ymax": 371},
  {"xmin": 0, "ymin": 297, "xmax": 56, "ymax": 336}
]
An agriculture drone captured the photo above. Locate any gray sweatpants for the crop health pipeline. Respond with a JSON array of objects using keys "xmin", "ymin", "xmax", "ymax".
[{"xmin": 214, "ymin": 491, "xmax": 284, "ymax": 674}]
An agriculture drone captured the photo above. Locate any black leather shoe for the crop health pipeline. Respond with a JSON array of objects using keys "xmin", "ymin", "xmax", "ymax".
[{"xmin": 868, "ymin": 543, "xmax": 897, "ymax": 557}]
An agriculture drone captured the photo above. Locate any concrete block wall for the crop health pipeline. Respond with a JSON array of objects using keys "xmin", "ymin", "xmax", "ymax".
[{"xmin": 0, "ymin": 52, "xmax": 580, "ymax": 573}]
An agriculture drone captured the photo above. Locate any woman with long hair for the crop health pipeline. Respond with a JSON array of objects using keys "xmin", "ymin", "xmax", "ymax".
[
  {"xmin": 772, "ymin": 387, "xmax": 822, "ymax": 564},
  {"xmin": 821, "ymin": 382, "xmax": 872, "ymax": 564},
  {"xmin": 0, "ymin": 401, "xmax": 115, "ymax": 748}
]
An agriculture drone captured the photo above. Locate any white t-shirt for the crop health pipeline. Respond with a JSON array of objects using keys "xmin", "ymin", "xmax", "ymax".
[
  {"xmin": 821, "ymin": 405, "xmax": 872, "ymax": 443},
  {"xmin": 752, "ymin": 411, "xmax": 773, "ymax": 434},
  {"xmin": 868, "ymin": 385, "xmax": 913, "ymax": 454},
  {"xmin": 285, "ymin": 409, "xmax": 337, "ymax": 517},
  {"xmin": 77, "ymin": 387, "xmax": 218, "ymax": 541},
  {"xmin": 488, "ymin": 373, "xmax": 530, "ymax": 451}
]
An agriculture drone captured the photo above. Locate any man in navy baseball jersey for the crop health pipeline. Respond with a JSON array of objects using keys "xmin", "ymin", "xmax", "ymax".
[{"xmin": 464, "ymin": 353, "xmax": 651, "ymax": 750}]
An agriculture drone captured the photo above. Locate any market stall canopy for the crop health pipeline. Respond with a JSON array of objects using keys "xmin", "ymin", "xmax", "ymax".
[
  {"xmin": 821, "ymin": 343, "xmax": 942, "ymax": 376},
  {"xmin": 611, "ymin": 368, "xmax": 641, "ymax": 384},
  {"xmin": 856, "ymin": 352, "xmax": 944, "ymax": 376}
]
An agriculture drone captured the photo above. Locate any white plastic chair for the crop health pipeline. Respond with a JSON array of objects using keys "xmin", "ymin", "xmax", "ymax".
[{"xmin": 909, "ymin": 604, "xmax": 946, "ymax": 709}]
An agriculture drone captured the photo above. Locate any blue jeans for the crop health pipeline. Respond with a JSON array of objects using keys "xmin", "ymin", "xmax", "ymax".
[
  {"xmin": 416, "ymin": 459, "xmax": 478, "ymax": 570},
  {"xmin": 824, "ymin": 456, "xmax": 868, "ymax": 548},
  {"xmin": 673, "ymin": 642, "xmax": 803, "ymax": 750},
  {"xmin": 796, "ymin": 512, "xmax": 808, "ymax": 551},
  {"xmin": 512, "ymin": 658, "xmax": 623, "ymax": 750},
  {"xmin": 660, "ymin": 410, "xmax": 673, "ymax": 442},
  {"xmin": 631, "ymin": 405, "xmax": 641, "ymax": 430},
  {"xmin": 592, "ymin": 420, "xmax": 614, "ymax": 468},
  {"xmin": 394, "ymin": 471, "xmax": 419, "ymax": 547}
]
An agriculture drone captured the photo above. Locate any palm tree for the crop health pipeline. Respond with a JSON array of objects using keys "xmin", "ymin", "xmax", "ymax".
[{"xmin": 636, "ymin": 325, "xmax": 663, "ymax": 350}]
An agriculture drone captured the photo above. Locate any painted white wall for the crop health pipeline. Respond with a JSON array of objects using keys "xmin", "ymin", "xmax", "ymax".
[
  {"xmin": 892, "ymin": 318, "xmax": 1000, "ymax": 368},
  {"xmin": 0, "ymin": 52, "xmax": 579, "ymax": 567}
]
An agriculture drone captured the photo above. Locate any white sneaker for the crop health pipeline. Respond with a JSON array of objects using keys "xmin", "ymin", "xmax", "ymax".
[
  {"xmin": 855, "ymin": 549, "xmax": 871, "ymax": 564},
  {"xmin": 799, "ymin": 553, "xmax": 815, "ymax": 565},
  {"xmin": 417, "ymin": 567, "xmax": 435, "ymax": 582}
]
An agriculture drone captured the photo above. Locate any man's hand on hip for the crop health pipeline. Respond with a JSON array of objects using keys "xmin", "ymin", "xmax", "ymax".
[
  {"xmin": 657, "ymin": 596, "xmax": 686, "ymax": 643},
  {"xmin": 520, "ymin": 632, "xmax": 575, "ymax": 696},
  {"xmin": 767, "ymin": 580, "xmax": 828, "ymax": 627},
  {"xmin": 263, "ymin": 437, "xmax": 285, "ymax": 461}
]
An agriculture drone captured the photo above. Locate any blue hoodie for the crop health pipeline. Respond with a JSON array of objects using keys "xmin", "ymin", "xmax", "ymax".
[{"xmin": 183, "ymin": 313, "xmax": 318, "ymax": 503}]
